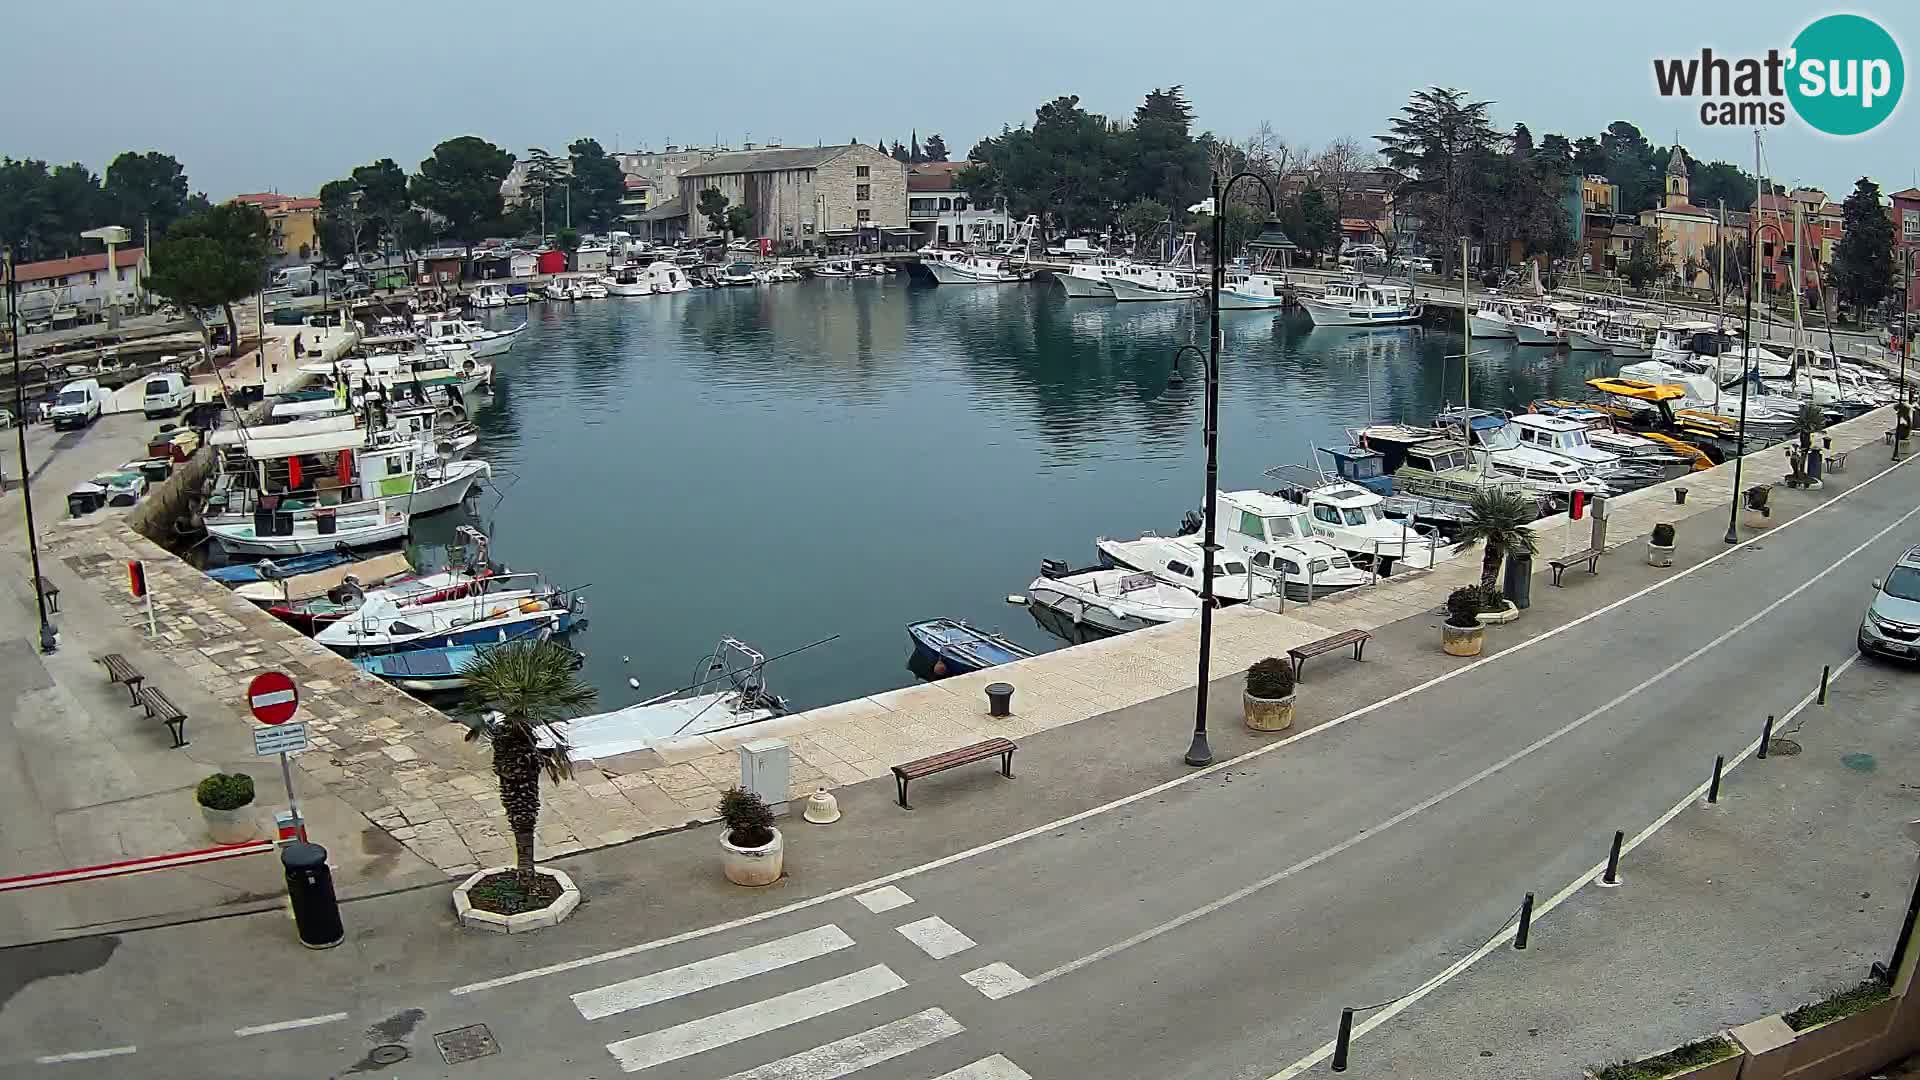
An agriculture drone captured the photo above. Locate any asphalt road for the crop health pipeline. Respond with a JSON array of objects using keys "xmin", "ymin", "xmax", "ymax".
[{"xmin": 4, "ymin": 454, "xmax": 1918, "ymax": 1079}]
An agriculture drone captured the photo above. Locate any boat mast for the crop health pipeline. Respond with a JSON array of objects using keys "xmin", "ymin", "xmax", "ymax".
[
  {"xmin": 1790, "ymin": 196, "xmax": 1806, "ymax": 396},
  {"xmin": 1715, "ymin": 198, "xmax": 1726, "ymax": 412},
  {"xmin": 1461, "ymin": 237, "xmax": 1471, "ymax": 419}
]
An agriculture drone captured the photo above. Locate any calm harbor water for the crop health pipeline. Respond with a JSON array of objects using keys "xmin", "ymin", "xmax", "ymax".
[{"xmin": 452, "ymin": 280, "xmax": 1621, "ymax": 713}]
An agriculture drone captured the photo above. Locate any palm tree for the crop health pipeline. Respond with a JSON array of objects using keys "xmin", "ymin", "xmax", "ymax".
[
  {"xmin": 460, "ymin": 639, "xmax": 597, "ymax": 878},
  {"xmin": 1452, "ymin": 488, "xmax": 1540, "ymax": 590}
]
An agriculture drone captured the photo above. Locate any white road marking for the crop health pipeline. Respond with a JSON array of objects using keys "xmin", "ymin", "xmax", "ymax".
[
  {"xmin": 573, "ymin": 924, "xmax": 854, "ymax": 1020},
  {"xmin": 1265, "ymin": 653, "xmax": 1862, "ymax": 1079},
  {"xmin": 933, "ymin": 1055, "xmax": 1036, "ymax": 1080},
  {"xmin": 449, "ymin": 447, "xmax": 1916, "ymax": 998},
  {"xmin": 896, "ymin": 915, "xmax": 977, "ymax": 959},
  {"xmin": 961, "ymin": 962, "xmax": 1033, "ymax": 1000},
  {"xmin": 34, "ymin": 1046, "xmax": 137, "ymax": 1064},
  {"xmin": 716, "ymin": 1007, "xmax": 962, "ymax": 1080},
  {"xmin": 604, "ymin": 964, "xmax": 906, "ymax": 1073},
  {"xmin": 854, "ymin": 885, "xmax": 914, "ymax": 913},
  {"xmin": 233, "ymin": 1012, "xmax": 349, "ymax": 1037}
]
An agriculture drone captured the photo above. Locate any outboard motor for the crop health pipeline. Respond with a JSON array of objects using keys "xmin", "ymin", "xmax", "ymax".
[{"xmin": 1039, "ymin": 558, "xmax": 1072, "ymax": 580}]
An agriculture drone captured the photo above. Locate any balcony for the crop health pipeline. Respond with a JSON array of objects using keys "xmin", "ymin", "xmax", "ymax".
[{"xmin": 908, "ymin": 206, "xmax": 941, "ymax": 219}]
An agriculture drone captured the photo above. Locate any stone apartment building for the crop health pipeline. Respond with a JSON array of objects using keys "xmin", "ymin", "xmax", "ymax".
[{"xmin": 677, "ymin": 143, "xmax": 908, "ymax": 250}]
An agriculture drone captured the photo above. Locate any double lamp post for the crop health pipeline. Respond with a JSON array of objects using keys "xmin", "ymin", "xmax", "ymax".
[{"xmin": 4, "ymin": 247, "xmax": 60, "ymax": 652}]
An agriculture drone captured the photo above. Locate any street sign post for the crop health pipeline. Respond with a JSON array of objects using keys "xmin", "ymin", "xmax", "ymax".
[{"xmin": 246, "ymin": 672, "xmax": 307, "ymax": 842}]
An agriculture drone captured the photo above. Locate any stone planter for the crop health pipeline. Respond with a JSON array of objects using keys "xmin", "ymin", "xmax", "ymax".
[
  {"xmin": 1243, "ymin": 690, "xmax": 1296, "ymax": 733},
  {"xmin": 721, "ymin": 826, "xmax": 785, "ymax": 887},
  {"xmin": 453, "ymin": 866, "xmax": 581, "ymax": 933},
  {"xmin": 201, "ymin": 803, "xmax": 258, "ymax": 845},
  {"xmin": 1441, "ymin": 622, "xmax": 1485, "ymax": 656},
  {"xmin": 1476, "ymin": 601, "xmax": 1520, "ymax": 626},
  {"xmin": 1741, "ymin": 507, "xmax": 1772, "ymax": 530},
  {"xmin": 1647, "ymin": 542, "xmax": 1675, "ymax": 567}
]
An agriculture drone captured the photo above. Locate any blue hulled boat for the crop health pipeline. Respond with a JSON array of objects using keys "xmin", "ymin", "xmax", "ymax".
[
  {"xmin": 207, "ymin": 550, "xmax": 356, "ymax": 584},
  {"xmin": 907, "ymin": 618, "xmax": 1035, "ymax": 679}
]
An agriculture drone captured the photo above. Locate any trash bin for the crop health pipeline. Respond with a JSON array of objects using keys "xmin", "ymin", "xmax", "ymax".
[
  {"xmin": 272, "ymin": 509, "xmax": 295, "ymax": 536},
  {"xmin": 316, "ymin": 508, "xmax": 337, "ymax": 535},
  {"xmin": 281, "ymin": 841, "xmax": 344, "ymax": 949},
  {"xmin": 985, "ymin": 682, "xmax": 1015, "ymax": 718},
  {"xmin": 139, "ymin": 459, "xmax": 172, "ymax": 485},
  {"xmin": 1503, "ymin": 552, "xmax": 1533, "ymax": 610},
  {"xmin": 67, "ymin": 485, "xmax": 103, "ymax": 517}
]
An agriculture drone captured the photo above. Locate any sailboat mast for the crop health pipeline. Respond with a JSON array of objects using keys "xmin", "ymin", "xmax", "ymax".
[
  {"xmin": 1790, "ymin": 197, "xmax": 1806, "ymax": 394},
  {"xmin": 1461, "ymin": 237, "xmax": 1471, "ymax": 419}
]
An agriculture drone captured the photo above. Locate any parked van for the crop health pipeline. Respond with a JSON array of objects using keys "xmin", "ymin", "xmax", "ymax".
[
  {"xmin": 142, "ymin": 371, "xmax": 193, "ymax": 418},
  {"xmin": 49, "ymin": 379, "xmax": 103, "ymax": 430}
]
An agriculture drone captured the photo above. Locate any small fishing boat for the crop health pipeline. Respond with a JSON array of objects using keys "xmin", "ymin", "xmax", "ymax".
[
  {"xmin": 353, "ymin": 627, "xmax": 575, "ymax": 693},
  {"xmin": 1212, "ymin": 489, "xmax": 1388, "ymax": 592},
  {"xmin": 231, "ymin": 548, "xmax": 412, "ymax": 604},
  {"xmin": 1015, "ymin": 560, "xmax": 1202, "ymax": 645},
  {"xmin": 718, "ymin": 261, "xmax": 757, "ymax": 286},
  {"xmin": 925, "ymin": 253, "xmax": 1032, "ymax": 285},
  {"xmin": 554, "ymin": 639, "xmax": 789, "ymax": 760},
  {"xmin": 208, "ymin": 506, "xmax": 410, "ymax": 556},
  {"xmin": 906, "ymin": 619, "xmax": 1034, "ymax": 679},
  {"xmin": 1299, "ymin": 279, "xmax": 1421, "ymax": 326},
  {"xmin": 208, "ymin": 549, "xmax": 356, "ymax": 584},
  {"xmin": 1054, "ymin": 256, "xmax": 1135, "ymax": 299}
]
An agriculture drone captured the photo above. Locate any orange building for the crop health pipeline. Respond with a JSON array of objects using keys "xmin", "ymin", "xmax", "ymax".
[
  {"xmin": 232, "ymin": 192, "xmax": 322, "ymax": 261},
  {"xmin": 1636, "ymin": 147, "xmax": 1718, "ymax": 286}
]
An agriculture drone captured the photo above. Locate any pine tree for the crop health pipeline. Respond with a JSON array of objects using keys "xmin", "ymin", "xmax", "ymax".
[{"xmin": 1833, "ymin": 177, "xmax": 1894, "ymax": 318}]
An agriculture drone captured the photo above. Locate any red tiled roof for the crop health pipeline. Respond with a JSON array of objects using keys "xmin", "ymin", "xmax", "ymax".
[
  {"xmin": 231, "ymin": 192, "xmax": 285, "ymax": 205},
  {"xmin": 1653, "ymin": 202, "xmax": 1711, "ymax": 217},
  {"xmin": 230, "ymin": 192, "xmax": 317, "ymax": 212},
  {"xmin": 1339, "ymin": 218, "xmax": 1376, "ymax": 230},
  {"xmin": 5, "ymin": 247, "xmax": 145, "ymax": 283},
  {"xmin": 908, "ymin": 174, "xmax": 958, "ymax": 192},
  {"xmin": 277, "ymin": 197, "xmax": 321, "ymax": 212},
  {"xmin": 1889, "ymin": 187, "xmax": 1920, "ymax": 201}
]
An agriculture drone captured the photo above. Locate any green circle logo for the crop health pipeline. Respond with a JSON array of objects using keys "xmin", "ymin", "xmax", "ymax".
[{"xmin": 1788, "ymin": 14, "xmax": 1904, "ymax": 136}]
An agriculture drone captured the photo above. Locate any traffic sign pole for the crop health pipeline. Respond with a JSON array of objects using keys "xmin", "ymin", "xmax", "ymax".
[
  {"xmin": 247, "ymin": 672, "xmax": 307, "ymax": 843},
  {"xmin": 279, "ymin": 749, "xmax": 307, "ymax": 843}
]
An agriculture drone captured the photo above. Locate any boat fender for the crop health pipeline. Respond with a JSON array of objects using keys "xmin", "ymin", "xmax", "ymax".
[{"xmin": 518, "ymin": 599, "xmax": 545, "ymax": 614}]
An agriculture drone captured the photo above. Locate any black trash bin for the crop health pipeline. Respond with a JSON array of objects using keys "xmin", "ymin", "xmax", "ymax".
[
  {"xmin": 1503, "ymin": 552, "xmax": 1533, "ymax": 610},
  {"xmin": 316, "ymin": 508, "xmax": 337, "ymax": 535},
  {"xmin": 282, "ymin": 841, "xmax": 344, "ymax": 949}
]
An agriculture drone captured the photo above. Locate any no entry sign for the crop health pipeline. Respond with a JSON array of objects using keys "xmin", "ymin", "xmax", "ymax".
[{"xmin": 247, "ymin": 671, "xmax": 300, "ymax": 725}]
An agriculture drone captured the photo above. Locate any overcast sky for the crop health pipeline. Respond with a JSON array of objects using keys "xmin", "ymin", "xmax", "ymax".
[{"xmin": 5, "ymin": 1, "xmax": 1913, "ymax": 199}]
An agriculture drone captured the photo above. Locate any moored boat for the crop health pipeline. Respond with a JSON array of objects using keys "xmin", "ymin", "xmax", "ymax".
[{"xmin": 906, "ymin": 618, "xmax": 1035, "ymax": 679}]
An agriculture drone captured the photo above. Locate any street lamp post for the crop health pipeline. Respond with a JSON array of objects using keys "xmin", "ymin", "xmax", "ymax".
[
  {"xmin": 5, "ymin": 247, "xmax": 58, "ymax": 652},
  {"xmin": 1895, "ymin": 249, "xmax": 1913, "ymax": 463},
  {"xmin": 1183, "ymin": 171, "xmax": 1281, "ymax": 768}
]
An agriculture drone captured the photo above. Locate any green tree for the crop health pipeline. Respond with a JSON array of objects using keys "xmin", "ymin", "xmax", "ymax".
[
  {"xmin": 1622, "ymin": 233, "xmax": 1672, "ymax": 288},
  {"xmin": 104, "ymin": 151, "xmax": 193, "ymax": 238},
  {"xmin": 459, "ymin": 640, "xmax": 597, "ymax": 878},
  {"xmin": 147, "ymin": 202, "xmax": 271, "ymax": 353},
  {"xmin": 315, "ymin": 178, "xmax": 363, "ymax": 263},
  {"xmin": 962, "ymin": 96, "xmax": 1122, "ymax": 232},
  {"xmin": 1377, "ymin": 87, "xmax": 1499, "ymax": 277},
  {"xmin": 1292, "ymin": 187, "xmax": 1337, "ymax": 260},
  {"xmin": 922, "ymin": 133, "xmax": 949, "ymax": 162},
  {"xmin": 521, "ymin": 147, "xmax": 565, "ymax": 236},
  {"xmin": 350, "ymin": 158, "xmax": 410, "ymax": 251},
  {"xmin": 566, "ymin": 138, "xmax": 624, "ymax": 232},
  {"xmin": 555, "ymin": 226, "xmax": 581, "ymax": 263},
  {"xmin": 1452, "ymin": 488, "xmax": 1539, "ymax": 590},
  {"xmin": 697, "ymin": 188, "xmax": 730, "ymax": 235},
  {"xmin": 1833, "ymin": 177, "xmax": 1894, "ymax": 317},
  {"xmin": 1123, "ymin": 86, "xmax": 1207, "ymax": 211},
  {"xmin": 1688, "ymin": 159, "xmax": 1759, "ymax": 212},
  {"xmin": 1118, "ymin": 197, "xmax": 1170, "ymax": 250},
  {"xmin": 890, "ymin": 141, "xmax": 911, "ymax": 163},
  {"xmin": 724, "ymin": 204, "xmax": 754, "ymax": 239},
  {"xmin": 409, "ymin": 136, "xmax": 514, "ymax": 258},
  {"xmin": 1192, "ymin": 204, "xmax": 1262, "ymax": 260}
]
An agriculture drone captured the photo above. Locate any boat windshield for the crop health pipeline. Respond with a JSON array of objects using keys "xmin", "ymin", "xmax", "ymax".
[
  {"xmin": 1221, "ymin": 560, "xmax": 1247, "ymax": 576},
  {"xmin": 1341, "ymin": 507, "xmax": 1368, "ymax": 526},
  {"xmin": 1884, "ymin": 567, "xmax": 1920, "ymax": 602},
  {"xmin": 1263, "ymin": 516, "xmax": 1299, "ymax": 540},
  {"xmin": 1481, "ymin": 425, "xmax": 1521, "ymax": 450}
]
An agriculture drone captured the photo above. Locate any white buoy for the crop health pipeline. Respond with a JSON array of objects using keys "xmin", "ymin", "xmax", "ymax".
[
  {"xmin": 628, "ymin": 677, "xmax": 640, "ymax": 689},
  {"xmin": 621, "ymin": 655, "xmax": 630, "ymax": 663}
]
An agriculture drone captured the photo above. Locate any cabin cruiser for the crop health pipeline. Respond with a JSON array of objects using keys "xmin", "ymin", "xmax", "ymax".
[
  {"xmin": 1299, "ymin": 279, "xmax": 1420, "ymax": 326},
  {"xmin": 1468, "ymin": 297, "xmax": 1523, "ymax": 338},
  {"xmin": 469, "ymin": 283, "xmax": 510, "ymax": 309},
  {"xmin": 1259, "ymin": 472, "xmax": 1450, "ymax": 570},
  {"xmin": 1616, "ymin": 362, "xmax": 1805, "ymax": 432},
  {"xmin": 1094, "ymin": 533, "xmax": 1278, "ymax": 603},
  {"xmin": 1503, "ymin": 412, "xmax": 1671, "ymax": 487},
  {"xmin": 925, "ymin": 252, "xmax": 1032, "ymax": 284},
  {"xmin": 546, "ymin": 639, "xmax": 787, "ymax": 759},
  {"xmin": 1652, "ymin": 322, "xmax": 1793, "ymax": 379},
  {"xmin": 1055, "ymin": 256, "xmax": 1136, "ymax": 299},
  {"xmin": 1213, "ymin": 490, "xmax": 1376, "ymax": 596},
  {"xmin": 1017, "ymin": 561, "xmax": 1203, "ymax": 644},
  {"xmin": 421, "ymin": 318, "xmax": 525, "ymax": 359},
  {"xmin": 1352, "ymin": 428, "xmax": 1528, "ymax": 503},
  {"xmin": 1217, "ymin": 270, "xmax": 1291, "ymax": 310},
  {"xmin": 718, "ymin": 261, "xmax": 757, "ymax": 286},
  {"xmin": 603, "ymin": 265, "xmax": 651, "ymax": 296},
  {"xmin": 1526, "ymin": 404, "xmax": 1705, "ymax": 476},
  {"xmin": 1437, "ymin": 410, "xmax": 1612, "ymax": 503}
]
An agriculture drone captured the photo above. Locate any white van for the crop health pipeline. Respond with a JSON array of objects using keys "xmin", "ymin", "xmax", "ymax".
[
  {"xmin": 142, "ymin": 371, "xmax": 193, "ymax": 418},
  {"xmin": 49, "ymin": 379, "xmax": 103, "ymax": 430}
]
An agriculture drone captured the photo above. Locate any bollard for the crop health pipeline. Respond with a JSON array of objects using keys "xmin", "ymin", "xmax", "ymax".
[
  {"xmin": 1331, "ymin": 1008, "xmax": 1354, "ymax": 1072},
  {"xmin": 282, "ymin": 841, "xmax": 344, "ymax": 949},
  {"xmin": 1707, "ymin": 755, "xmax": 1724, "ymax": 804},
  {"xmin": 1818, "ymin": 664, "xmax": 1831, "ymax": 706},
  {"xmin": 1675, "ymin": 486, "xmax": 1688, "ymax": 505},
  {"xmin": 1601, "ymin": 830, "xmax": 1624, "ymax": 887},
  {"xmin": 1515, "ymin": 892, "xmax": 1535, "ymax": 950},
  {"xmin": 1759, "ymin": 714, "xmax": 1775, "ymax": 759},
  {"xmin": 985, "ymin": 682, "xmax": 1015, "ymax": 718}
]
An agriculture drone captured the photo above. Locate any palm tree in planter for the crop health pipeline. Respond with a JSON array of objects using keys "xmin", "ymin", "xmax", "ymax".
[
  {"xmin": 1243, "ymin": 657, "xmax": 1297, "ymax": 732},
  {"xmin": 1453, "ymin": 488, "xmax": 1539, "ymax": 595},
  {"xmin": 461, "ymin": 639, "xmax": 597, "ymax": 905}
]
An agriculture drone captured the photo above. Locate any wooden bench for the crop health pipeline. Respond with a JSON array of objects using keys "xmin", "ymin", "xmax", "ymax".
[
  {"xmin": 892, "ymin": 737, "xmax": 1016, "ymax": 810},
  {"xmin": 1549, "ymin": 548, "xmax": 1603, "ymax": 586},
  {"xmin": 136, "ymin": 686, "xmax": 189, "ymax": 748},
  {"xmin": 1288, "ymin": 628, "xmax": 1372, "ymax": 679},
  {"xmin": 28, "ymin": 575, "xmax": 59, "ymax": 613},
  {"xmin": 99, "ymin": 653, "xmax": 145, "ymax": 704}
]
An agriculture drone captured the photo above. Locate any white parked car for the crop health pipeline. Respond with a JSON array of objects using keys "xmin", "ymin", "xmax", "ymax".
[{"xmin": 141, "ymin": 371, "xmax": 193, "ymax": 418}]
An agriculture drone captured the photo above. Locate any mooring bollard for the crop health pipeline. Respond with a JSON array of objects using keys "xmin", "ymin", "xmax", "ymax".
[
  {"xmin": 1706, "ymin": 754, "xmax": 1724, "ymax": 804},
  {"xmin": 1675, "ymin": 486, "xmax": 1688, "ymax": 505},
  {"xmin": 1758, "ymin": 714, "xmax": 1775, "ymax": 759},
  {"xmin": 985, "ymin": 682, "xmax": 1014, "ymax": 718},
  {"xmin": 1601, "ymin": 830, "xmax": 1625, "ymax": 886},
  {"xmin": 1818, "ymin": 664, "xmax": 1831, "ymax": 705},
  {"xmin": 1331, "ymin": 1008, "xmax": 1355, "ymax": 1072},
  {"xmin": 1515, "ymin": 892, "xmax": 1535, "ymax": 950}
]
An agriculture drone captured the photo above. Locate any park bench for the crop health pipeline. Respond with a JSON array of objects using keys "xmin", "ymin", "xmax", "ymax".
[
  {"xmin": 1549, "ymin": 548, "xmax": 1604, "ymax": 586},
  {"xmin": 136, "ymin": 685, "xmax": 189, "ymax": 748},
  {"xmin": 27, "ymin": 576, "xmax": 59, "ymax": 614},
  {"xmin": 892, "ymin": 737, "xmax": 1016, "ymax": 810},
  {"xmin": 99, "ymin": 653, "xmax": 145, "ymax": 704},
  {"xmin": 1287, "ymin": 628, "xmax": 1372, "ymax": 680}
]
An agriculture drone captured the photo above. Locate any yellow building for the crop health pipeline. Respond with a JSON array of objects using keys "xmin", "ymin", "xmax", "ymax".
[
  {"xmin": 232, "ymin": 193, "xmax": 321, "ymax": 261},
  {"xmin": 1636, "ymin": 147, "xmax": 1720, "ymax": 286}
]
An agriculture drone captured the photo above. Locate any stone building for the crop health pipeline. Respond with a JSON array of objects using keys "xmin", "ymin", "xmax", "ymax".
[{"xmin": 677, "ymin": 143, "xmax": 908, "ymax": 250}]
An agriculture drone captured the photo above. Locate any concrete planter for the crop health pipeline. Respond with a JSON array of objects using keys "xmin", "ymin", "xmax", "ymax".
[
  {"xmin": 1243, "ymin": 690, "xmax": 1295, "ymax": 733},
  {"xmin": 201, "ymin": 803, "xmax": 258, "ymax": 845},
  {"xmin": 1477, "ymin": 601, "xmax": 1520, "ymax": 626},
  {"xmin": 1442, "ymin": 622, "xmax": 1485, "ymax": 656},
  {"xmin": 1741, "ymin": 507, "xmax": 1772, "ymax": 530},
  {"xmin": 721, "ymin": 826, "xmax": 785, "ymax": 887},
  {"xmin": 453, "ymin": 866, "xmax": 581, "ymax": 933},
  {"xmin": 1579, "ymin": 1036, "xmax": 1741, "ymax": 1080},
  {"xmin": 1647, "ymin": 542, "xmax": 1675, "ymax": 567}
]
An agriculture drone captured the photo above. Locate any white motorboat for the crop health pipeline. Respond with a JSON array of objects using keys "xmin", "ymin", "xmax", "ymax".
[
  {"xmin": 603, "ymin": 266, "xmax": 650, "ymax": 296},
  {"xmin": 814, "ymin": 260, "xmax": 855, "ymax": 278},
  {"xmin": 546, "ymin": 639, "xmax": 789, "ymax": 760},
  {"xmin": 1017, "ymin": 561, "xmax": 1202, "ymax": 644},
  {"xmin": 718, "ymin": 261, "xmax": 757, "ymax": 286},
  {"xmin": 1094, "ymin": 533, "xmax": 1278, "ymax": 603},
  {"xmin": 1299, "ymin": 279, "xmax": 1421, "ymax": 326},
  {"xmin": 925, "ymin": 253, "xmax": 1031, "ymax": 285},
  {"xmin": 639, "ymin": 260, "xmax": 692, "ymax": 294},
  {"xmin": 1107, "ymin": 266, "xmax": 1204, "ymax": 302},
  {"xmin": 209, "ymin": 505, "xmax": 409, "ymax": 556},
  {"xmin": 1259, "ymin": 472, "xmax": 1450, "ymax": 571},
  {"xmin": 315, "ymin": 572, "xmax": 580, "ymax": 653},
  {"xmin": 1055, "ymin": 257, "xmax": 1135, "ymax": 299},
  {"xmin": 1468, "ymin": 296, "xmax": 1522, "ymax": 338},
  {"xmin": 421, "ymin": 318, "xmax": 525, "ymax": 359},
  {"xmin": 1218, "ymin": 272, "xmax": 1292, "ymax": 310},
  {"xmin": 1439, "ymin": 410, "xmax": 1613, "ymax": 501},
  {"xmin": 1506, "ymin": 413, "xmax": 1637, "ymax": 482},
  {"xmin": 1212, "ymin": 490, "xmax": 1375, "ymax": 596},
  {"xmin": 469, "ymin": 283, "xmax": 509, "ymax": 309}
]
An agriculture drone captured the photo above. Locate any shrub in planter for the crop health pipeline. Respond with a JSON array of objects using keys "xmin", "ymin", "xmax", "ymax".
[
  {"xmin": 1442, "ymin": 586, "xmax": 1487, "ymax": 656},
  {"xmin": 1243, "ymin": 657, "xmax": 1297, "ymax": 733},
  {"xmin": 1591, "ymin": 1034, "xmax": 1738, "ymax": 1080},
  {"xmin": 1782, "ymin": 977, "xmax": 1891, "ymax": 1030},
  {"xmin": 1648, "ymin": 522, "xmax": 1677, "ymax": 567},
  {"xmin": 718, "ymin": 787, "xmax": 784, "ymax": 886},
  {"xmin": 1651, "ymin": 522, "xmax": 1676, "ymax": 546},
  {"xmin": 196, "ymin": 772, "xmax": 257, "ymax": 844}
]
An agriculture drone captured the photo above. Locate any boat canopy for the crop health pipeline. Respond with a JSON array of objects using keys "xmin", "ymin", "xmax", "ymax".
[
  {"xmin": 210, "ymin": 413, "xmax": 358, "ymax": 446},
  {"xmin": 272, "ymin": 398, "xmax": 345, "ymax": 419},
  {"xmin": 1586, "ymin": 378, "xmax": 1689, "ymax": 402},
  {"xmin": 241, "ymin": 427, "xmax": 369, "ymax": 460}
]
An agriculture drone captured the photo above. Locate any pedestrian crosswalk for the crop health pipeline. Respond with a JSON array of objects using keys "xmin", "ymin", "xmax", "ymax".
[{"xmin": 569, "ymin": 892, "xmax": 1035, "ymax": 1077}]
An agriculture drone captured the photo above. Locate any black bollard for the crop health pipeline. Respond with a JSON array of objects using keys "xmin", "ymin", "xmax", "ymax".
[
  {"xmin": 1818, "ymin": 664, "xmax": 1831, "ymax": 705},
  {"xmin": 282, "ymin": 841, "xmax": 344, "ymax": 949},
  {"xmin": 1601, "ymin": 830, "xmax": 1624, "ymax": 886},
  {"xmin": 1515, "ymin": 892, "xmax": 1535, "ymax": 950},
  {"xmin": 1758, "ymin": 714, "xmax": 1775, "ymax": 759},
  {"xmin": 1707, "ymin": 754, "xmax": 1724, "ymax": 804},
  {"xmin": 1331, "ymin": 1008, "xmax": 1355, "ymax": 1072}
]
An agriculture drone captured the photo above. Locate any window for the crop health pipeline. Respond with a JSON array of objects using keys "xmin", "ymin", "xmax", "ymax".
[
  {"xmin": 1166, "ymin": 560, "xmax": 1193, "ymax": 578},
  {"xmin": 1221, "ymin": 561, "xmax": 1247, "ymax": 576},
  {"xmin": 1342, "ymin": 508, "xmax": 1367, "ymax": 526},
  {"xmin": 386, "ymin": 455, "xmax": 407, "ymax": 476},
  {"xmin": 939, "ymin": 198, "xmax": 952, "ymax": 211},
  {"xmin": 1266, "ymin": 516, "xmax": 1297, "ymax": 539},
  {"xmin": 857, "ymin": 209, "xmax": 871, "ymax": 223},
  {"xmin": 856, "ymin": 184, "xmax": 870, "ymax": 201},
  {"xmin": 1250, "ymin": 552, "xmax": 1270, "ymax": 568},
  {"xmin": 855, "ymin": 165, "xmax": 870, "ymax": 178},
  {"xmin": 1279, "ymin": 559, "xmax": 1302, "ymax": 575},
  {"xmin": 88, "ymin": 272, "xmax": 99, "ymax": 284},
  {"xmin": 1237, "ymin": 510, "xmax": 1263, "ymax": 537},
  {"xmin": 1313, "ymin": 505, "xmax": 1341, "ymax": 525},
  {"xmin": 1904, "ymin": 210, "xmax": 1920, "ymax": 242}
]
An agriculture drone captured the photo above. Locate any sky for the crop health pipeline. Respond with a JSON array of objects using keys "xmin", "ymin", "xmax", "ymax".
[{"xmin": 4, "ymin": 1, "xmax": 1915, "ymax": 200}]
